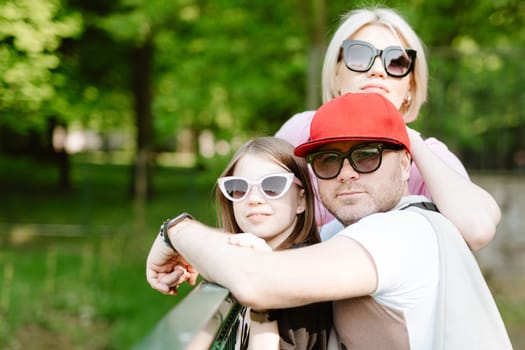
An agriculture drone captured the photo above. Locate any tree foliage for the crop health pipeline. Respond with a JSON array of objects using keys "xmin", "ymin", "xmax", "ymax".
[
  {"xmin": 0, "ymin": 0, "xmax": 82, "ymax": 131},
  {"xmin": 0, "ymin": 0, "xmax": 524, "ymax": 172},
  {"xmin": 403, "ymin": 0, "xmax": 525, "ymax": 169}
]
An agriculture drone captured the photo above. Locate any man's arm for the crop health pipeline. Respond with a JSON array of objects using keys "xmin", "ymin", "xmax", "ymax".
[{"xmin": 167, "ymin": 219, "xmax": 377, "ymax": 310}]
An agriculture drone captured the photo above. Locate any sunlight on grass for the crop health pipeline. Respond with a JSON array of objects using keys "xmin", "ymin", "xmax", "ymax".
[{"xmin": 0, "ymin": 153, "xmax": 228, "ymax": 349}]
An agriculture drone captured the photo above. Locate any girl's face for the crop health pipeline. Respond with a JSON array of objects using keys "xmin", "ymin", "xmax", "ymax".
[
  {"xmin": 335, "ymin": 25, "xmax": 412, "ymax": 112},
  {"xmin": 231, "ymin": 153, "xmax": 305, "ymax": 249}
]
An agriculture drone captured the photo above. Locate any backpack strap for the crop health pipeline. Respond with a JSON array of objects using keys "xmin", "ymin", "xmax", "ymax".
[
  {"xmin": 400, "ymin": 200, "xmax": 512, "ymax": 349},
  {"xmin": 400, "ymin": 201, "xmax": 439, "ymax": 213}
]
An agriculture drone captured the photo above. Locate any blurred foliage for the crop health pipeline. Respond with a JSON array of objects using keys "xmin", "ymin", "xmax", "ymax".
[
  {"xmin": 0, "ymin": 0, "xmax": 524, "ymax": 169},
  {"xmin": 0, "ymin": 0, "xmax": 82, "ymax": 131},
  {"xmin": 0, "ymin": 153, "xmax": 226, "ymax": 348}
]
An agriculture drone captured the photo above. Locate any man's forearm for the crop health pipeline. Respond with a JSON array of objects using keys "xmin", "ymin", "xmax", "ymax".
[
  {"xmin": 168, "ymin": 220, "xmax": 260, "ymax": 291},
  {"xmin": 169, "ymin": 220, "xmax": 230, "ymax": 278},
  {"xmin": 168, "ymin": 219, "xmax": 377, "ymax": 309}
]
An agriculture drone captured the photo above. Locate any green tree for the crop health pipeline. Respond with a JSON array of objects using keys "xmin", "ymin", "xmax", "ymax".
[
  {"xmin": 0, "ymin": 0, "xmax": 82, "ymax": 190},
  {"xmin": 2, "ymin": 0, "xmax": 525, "ymax": 195},
  {"xmin": 0, "ymin": 0, "xmax": 81, "ymax": 131},
  {"xmin": 403, "ymin": 0, "xmax": 525, "ymax": 169}
]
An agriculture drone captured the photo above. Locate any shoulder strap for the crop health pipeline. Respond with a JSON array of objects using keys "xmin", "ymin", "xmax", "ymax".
[
  {"xmin": 402, "ymin": 204, "xmax": 512, "ymax": 350},
  {"xmin": 400, "ymin": 201, "xmax": 440, "ymax": 213}
]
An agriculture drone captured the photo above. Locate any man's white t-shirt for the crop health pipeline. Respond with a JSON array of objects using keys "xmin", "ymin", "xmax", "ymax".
[{"xmin": 335, "ymin": 209, "xmax": 439, "ymax": 349}]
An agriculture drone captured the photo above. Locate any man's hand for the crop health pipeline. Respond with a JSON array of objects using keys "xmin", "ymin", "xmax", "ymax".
[{"xmin": 146, "ymin": 235, "xmax": 198, "ymax": 295}]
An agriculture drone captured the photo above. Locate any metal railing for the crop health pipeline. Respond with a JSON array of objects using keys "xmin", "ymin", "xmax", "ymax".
[{"xmin": 134, "ymin": 281, "xmax": 243, "ymax": 350}]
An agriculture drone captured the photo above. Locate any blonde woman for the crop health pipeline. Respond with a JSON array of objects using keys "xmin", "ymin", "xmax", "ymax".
[{"xmin": 276, "ymin": 7, "xmax": 500, "ymax": 251}]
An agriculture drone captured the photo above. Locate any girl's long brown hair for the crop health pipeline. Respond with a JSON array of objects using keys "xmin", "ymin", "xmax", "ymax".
[{"xmin": 215, "ymin": 137, "xmax": 320, "ymax": 250}]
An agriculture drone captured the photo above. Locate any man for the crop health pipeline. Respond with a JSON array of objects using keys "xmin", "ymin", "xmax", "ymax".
[{"xmin": 146, "ymin": 93, "xmax": 511, "ymax": 349}]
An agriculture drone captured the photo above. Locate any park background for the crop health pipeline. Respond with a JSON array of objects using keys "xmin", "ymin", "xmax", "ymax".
[{"xmin": 0, "ymin": 0, "xmax": 524, "ymax": 348}]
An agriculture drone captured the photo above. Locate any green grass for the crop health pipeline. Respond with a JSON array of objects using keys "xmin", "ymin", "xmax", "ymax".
[{"xmin": 0, "ymin": 153, "xmax": 230, "ymax": 349}]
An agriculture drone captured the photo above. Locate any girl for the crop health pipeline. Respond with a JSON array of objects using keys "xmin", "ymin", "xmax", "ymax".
[{"xmin": 215, "ymin": 136, "xmax": 331, "ymax": 350}]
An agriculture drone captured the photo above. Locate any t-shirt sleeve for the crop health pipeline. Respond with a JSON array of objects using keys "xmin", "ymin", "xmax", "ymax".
[
  {"xmin": 275, "ymin": 110, "xmax": 316, "ymax": 147},
  {"xmin": 338, "ymin": 211, "xmax": 438, "ymax": 309},
  {"xmin": 408, "ymin": 137, "xmax": 470, "ymax": 199}
]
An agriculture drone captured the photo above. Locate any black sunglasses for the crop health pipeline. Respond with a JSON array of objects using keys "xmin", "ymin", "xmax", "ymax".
[
  {"xmin": 341, "ymin": 39, "xmax": 416, "ymax": 78},
  {"xmin": 307, "ymin": 143, "xmax": 404, "ymax": 180}
]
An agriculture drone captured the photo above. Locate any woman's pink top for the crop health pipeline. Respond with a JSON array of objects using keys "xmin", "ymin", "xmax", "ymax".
[{"xmin": 275, "ymin": 110, "xmax": 469, "ymax": 226}]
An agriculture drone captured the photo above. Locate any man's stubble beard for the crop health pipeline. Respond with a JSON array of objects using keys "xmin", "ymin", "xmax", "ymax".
[{"xmin": 320, "ymin": 171, "xmax": 407, "ymax": 227}]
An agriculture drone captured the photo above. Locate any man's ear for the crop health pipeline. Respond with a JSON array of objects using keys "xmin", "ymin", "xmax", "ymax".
[
  {"xmin": 401, "ymin": 151, "xmax": 411, "ymax": 182},
  {"xmin": 296, "ymin": 189, "xmax": 306, "ymax": 214}
]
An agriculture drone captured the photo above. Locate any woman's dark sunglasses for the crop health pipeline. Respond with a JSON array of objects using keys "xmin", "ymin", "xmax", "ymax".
[
  {"xmin": 341, "ymin": 39, "xmax": 416, "ymax": 78},
  {"xmin": 306, "ymin": 143, "xmax": 404, "ymax": 180},
  {"xmin": 217, "ymin": 173, "xmax": 302, "ymax": 202}
]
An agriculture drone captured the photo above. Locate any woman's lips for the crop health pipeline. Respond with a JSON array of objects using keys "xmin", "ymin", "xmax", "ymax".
[
  {"xmin": 361, "ymin": 84, "xmax": 388, "ymax": 94},
  {"xmin": 247, "ymin": 212, "xmax": 271, "ymax": 222}
]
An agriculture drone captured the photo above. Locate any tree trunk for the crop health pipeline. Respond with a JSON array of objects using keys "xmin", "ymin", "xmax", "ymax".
[
  {"xmin": 298, "ymin": 0, "xmax": 326, "ymax": 109},
  {"xmin": 131, "ymin": 35, "xmax": 154, "ymax": 202},
  {"xmin": 47, "ymin": 117, "xmax": 71, "ymax": 193}
]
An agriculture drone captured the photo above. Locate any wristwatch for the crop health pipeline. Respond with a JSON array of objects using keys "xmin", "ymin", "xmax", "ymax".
[{"xmin": 159, "ymin": 212, "xmax": 194, "ymax": 252}]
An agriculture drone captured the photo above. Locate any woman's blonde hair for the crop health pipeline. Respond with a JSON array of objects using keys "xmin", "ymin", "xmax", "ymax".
[
  {"xmin": 322, "ymin": 7, "xmax": 428, "ymax": 123},
  {"xmin": 215, "ymin": 137, "xmax": 320, "ymax": 250}
]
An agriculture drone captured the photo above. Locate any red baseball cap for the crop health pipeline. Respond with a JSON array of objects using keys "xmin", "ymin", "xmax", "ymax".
[{"xmin": 294, "ymin": 92, "xmax": 410, "ymax": 157}]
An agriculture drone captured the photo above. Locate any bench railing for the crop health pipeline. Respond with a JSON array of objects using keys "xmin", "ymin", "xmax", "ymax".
[{"xmin": 134, "ymin": 281, "xmax": 243, "ymax": 350}]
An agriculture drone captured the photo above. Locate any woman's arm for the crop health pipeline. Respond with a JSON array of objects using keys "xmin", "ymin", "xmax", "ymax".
[
  {"xmin": 407, "ymin": 127, "xmax": 501, "ymax": 251},
  {"xmin": 274, "ymin": 110, "xmax": 315, "ymax": 147}
]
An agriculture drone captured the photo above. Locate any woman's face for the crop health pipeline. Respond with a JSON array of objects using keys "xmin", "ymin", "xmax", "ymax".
[
  {"xmin": 230, "ymin": 153, "xmax": 305, "ymax": 249},
  {"xmin": 335, "ymin": 25, "xmax": 412, "ymax": 111}
]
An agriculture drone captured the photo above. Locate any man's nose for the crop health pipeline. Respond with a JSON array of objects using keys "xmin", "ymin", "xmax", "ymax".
[{"xmin": 338, "ymin": 158, "xmax": 360, "ymax": 181}]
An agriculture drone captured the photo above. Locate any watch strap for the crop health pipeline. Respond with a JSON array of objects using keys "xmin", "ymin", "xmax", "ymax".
[{"xmin": 160, "ymin": 212, "xmax": 193, "ymax": 252}]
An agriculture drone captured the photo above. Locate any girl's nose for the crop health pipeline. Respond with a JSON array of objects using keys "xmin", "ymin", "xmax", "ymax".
[{"xmin": 245, "ymin": 185, "xmax": 266, "ymax": 204}]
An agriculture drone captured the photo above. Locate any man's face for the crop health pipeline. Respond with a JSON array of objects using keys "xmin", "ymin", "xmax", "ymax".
[{"xmin": 315, "ymin": 140, "xmax": 411, "ymax": 226}]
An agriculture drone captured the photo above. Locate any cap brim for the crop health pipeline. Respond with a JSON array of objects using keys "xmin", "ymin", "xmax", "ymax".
[{"xmin": 294, "ymin": 137, "xmax": 406, "ymax": 157}]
